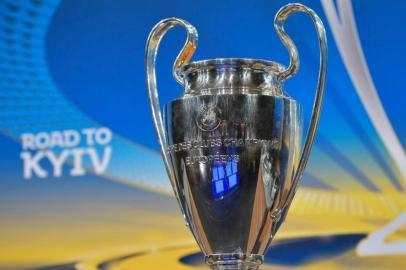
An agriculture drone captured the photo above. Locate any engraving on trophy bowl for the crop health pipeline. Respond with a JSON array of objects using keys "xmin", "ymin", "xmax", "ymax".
[{"xmin": 196, "ymin": 105, "xmax": 222, "ymax": 132}]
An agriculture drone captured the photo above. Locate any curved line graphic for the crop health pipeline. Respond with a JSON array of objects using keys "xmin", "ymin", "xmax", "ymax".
[
  {"xmin": 317, "ymin": 134, "xmax": 379, "ymax": 192},
  {"xmin": 321, "ymin": 0, "xmax": 406, "ymax": 185},
  {"xmin": 0, "ymin": 0, "xmax": 170, "ymax": 193}
]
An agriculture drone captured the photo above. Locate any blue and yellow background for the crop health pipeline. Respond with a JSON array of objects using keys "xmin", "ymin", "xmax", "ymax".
[{"xmin": 1, "ymin": 0, "xmax": 406, "ymax": 269}]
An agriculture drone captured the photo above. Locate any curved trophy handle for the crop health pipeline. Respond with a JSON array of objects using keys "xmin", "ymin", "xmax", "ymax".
[
  {"xmin": 145, "ymin": 18, "xmax": 198, "ymax": 216},
  {"xmin": 274, "ymin": 4, "xmax": 327, "ymax": 209}
]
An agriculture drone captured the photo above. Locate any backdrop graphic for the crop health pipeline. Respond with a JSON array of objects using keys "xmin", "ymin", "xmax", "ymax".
[{"xmin": 1, "ymin": 0, "xmax": 406, "ymax": 269}]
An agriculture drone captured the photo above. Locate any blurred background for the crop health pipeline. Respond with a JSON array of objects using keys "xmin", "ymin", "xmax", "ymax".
[{"xmin": 1, "ymin": 0, "xmax": 406, "ymax": 269}]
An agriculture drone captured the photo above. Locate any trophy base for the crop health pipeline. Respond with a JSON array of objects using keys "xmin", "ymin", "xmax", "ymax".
[{"xmin": 205, "ymin": 254, "xmax": 263, "ymax": 270}]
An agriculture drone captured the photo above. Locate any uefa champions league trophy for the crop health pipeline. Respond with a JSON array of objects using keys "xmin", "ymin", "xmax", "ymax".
[{"xmin": 145, "ymin": 3, "xmax": 327, "ymax": 270}]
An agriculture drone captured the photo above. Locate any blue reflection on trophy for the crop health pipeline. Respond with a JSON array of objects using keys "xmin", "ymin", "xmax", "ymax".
[{"xmin": 212, "ymin": 161, "xmax": 239, "ymax": 197}]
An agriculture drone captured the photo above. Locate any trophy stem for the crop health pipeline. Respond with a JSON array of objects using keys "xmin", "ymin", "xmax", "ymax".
[{"xmin": 205, "ymin": 254, "xmax": 263, "ymax": 270}]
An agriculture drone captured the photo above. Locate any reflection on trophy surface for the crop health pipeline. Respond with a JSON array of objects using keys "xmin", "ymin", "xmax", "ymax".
[{"xmin": 146, "ymin": 3, "xmax": 327, "ymax": 270}]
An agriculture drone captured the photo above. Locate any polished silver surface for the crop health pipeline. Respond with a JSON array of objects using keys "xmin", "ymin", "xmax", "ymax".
[
  {"xmin": 165, "ymin": 94, "xmax": 301, "ymax": 269},
  {"xmin": 145, "ymin": 3, "xmax": 327, "ymax": 270},
  {"xmin": 180, "ymin": 58, "xmax": 285, "ymax": 96}
]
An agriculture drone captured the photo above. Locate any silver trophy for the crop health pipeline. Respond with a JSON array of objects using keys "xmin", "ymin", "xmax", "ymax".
[{"xmin": 145, "ymin": 3, "xmax": 327, "ymax": 270}]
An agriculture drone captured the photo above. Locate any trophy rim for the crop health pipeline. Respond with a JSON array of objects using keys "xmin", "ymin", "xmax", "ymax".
[
  {"xmin": 164, "ymin": 93, "xmax": 301, "ymax": 106},
  {"xmin": 179, "ymin": 58, "xmax": 285, "ymax": 76}
]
